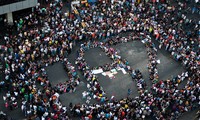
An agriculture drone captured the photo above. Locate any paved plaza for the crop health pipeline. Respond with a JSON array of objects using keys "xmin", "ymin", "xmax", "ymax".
[
  {"xmin": 0, "ymin": 0, "xmax": 199, "ymax": 120},
  {"xmin": 39, "ymin": 40, "xmax": 197, "ymax": 120},
  {"xmin": 0, "ymin": 36, "xmax": 199, "ymax": 120}
]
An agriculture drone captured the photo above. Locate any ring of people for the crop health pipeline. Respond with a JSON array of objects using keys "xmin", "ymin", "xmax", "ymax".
[{"xmin": 0, "ymin": 0, "xmax": 199, "ymax": 120}]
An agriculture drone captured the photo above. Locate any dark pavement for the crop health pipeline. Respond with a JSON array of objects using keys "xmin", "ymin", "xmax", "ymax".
[
  {"xmin": 84, "ymin": 47, "xmax": 113, "ymax": 68},
  {"xmin": 0, "ymin": 37, "xmax": 194, "ymax": 120},
  {"xmin": 0, "ymin": 1, "xmax": 199, "ymax": 120},
  {"xmin": 43, "ymin": 38, "xmax": 188, "ymax": 120},
  {"xmin": 46, "ymin": 62, "xmax": 69, "ymax": 86}
]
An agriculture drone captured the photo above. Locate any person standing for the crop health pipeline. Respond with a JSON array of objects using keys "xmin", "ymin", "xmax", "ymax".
[{"xmin": 127, "ymin": 88, "xmax": 132, "ymax": 96}]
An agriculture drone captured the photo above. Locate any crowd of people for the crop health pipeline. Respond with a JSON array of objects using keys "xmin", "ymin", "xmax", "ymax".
[
  {"xmin": 1, "ymin": 0, "xmax": 78, "ymax": 119},
  {"xmin": 0, "ymin": 0, "xmax": 199, "ymax": 119}
]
